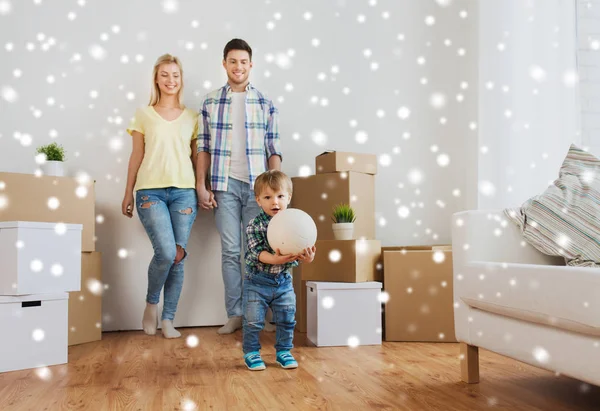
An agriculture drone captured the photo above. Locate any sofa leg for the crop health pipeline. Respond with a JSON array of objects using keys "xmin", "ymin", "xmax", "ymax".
[{"xmin": 460, "ymin": 343, "xmax": 480, "ymax": 384}]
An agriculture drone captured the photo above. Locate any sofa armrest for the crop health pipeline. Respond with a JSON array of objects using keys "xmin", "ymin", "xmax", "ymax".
[{"xmin": 452, "ymin": 210, "xmax": 564, "ymax": 268}]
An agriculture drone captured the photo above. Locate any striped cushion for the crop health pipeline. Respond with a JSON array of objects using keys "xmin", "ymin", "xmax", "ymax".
[{"xmin": 505, "ymin": 144, "xmax": 600, "ymax": 267}]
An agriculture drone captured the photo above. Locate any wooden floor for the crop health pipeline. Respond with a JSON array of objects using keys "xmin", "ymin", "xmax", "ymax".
[{"xmin": 1, "ymin": 328, "xmax": 599, "ymax": 411}]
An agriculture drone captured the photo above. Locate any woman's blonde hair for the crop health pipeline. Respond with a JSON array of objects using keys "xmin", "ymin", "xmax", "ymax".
[{"xmin": 149, "ymin": 54, "xmax": 184, "ymax": 107}]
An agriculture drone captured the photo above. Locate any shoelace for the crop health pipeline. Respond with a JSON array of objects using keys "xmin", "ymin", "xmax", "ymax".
[
  {"xmin": 247, "ymin": 354, "xmax": 262, "ymax": 363},
  {"xmin": 279, "ymin": 353, "xmax": 294, "ymax": 361}
]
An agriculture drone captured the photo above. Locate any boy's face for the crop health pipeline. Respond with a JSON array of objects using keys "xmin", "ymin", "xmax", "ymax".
[
  {"xmin": 223, "ymin": 49, "xmax": 252, "ymax": 86},
  {"xmin": 256, "ymin": 186, "xmax": 291, "ymax": 217}
]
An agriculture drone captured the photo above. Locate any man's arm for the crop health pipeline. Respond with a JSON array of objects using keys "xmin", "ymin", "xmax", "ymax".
[
  {"xmin": 268, "ymin": 155, "xmax": 281, "ymax": 171},
  {"xmin": 265, "ymin": 100, "xmax": 282, "ymax": 170},
  {"xmin": 196, "ymin": 98, "xmax": 216, "ymax": 208},
  {"xmin": 196, "ymin": 152, "xmax": 211, "ymax": 190},
  {"xmin": 197, "ymin": 98, "xmax": 212, "ymax": 155}
]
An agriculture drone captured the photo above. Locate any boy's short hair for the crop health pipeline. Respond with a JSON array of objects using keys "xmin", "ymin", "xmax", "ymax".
[
  {"xmin": 254, "ymin": 170, "xmax": 293, "ymax": 197},
  {"xmin": 223, "ymin": 38, "xmax": 253, "ymax": 61}
]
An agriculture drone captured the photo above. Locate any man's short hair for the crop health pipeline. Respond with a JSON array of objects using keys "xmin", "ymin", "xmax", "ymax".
[{"xmin": 223, "ymin": 38, "xmax": 252, "ymax": 61}]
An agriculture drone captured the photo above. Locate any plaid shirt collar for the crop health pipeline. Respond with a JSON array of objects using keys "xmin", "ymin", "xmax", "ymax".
[
  {"xmin": 256, "ymin": 209, "xmax": 272, "ymax": 225},
  {"xmin": 223, "ymin": 82, "xmax": 255, "ymax": 93}
]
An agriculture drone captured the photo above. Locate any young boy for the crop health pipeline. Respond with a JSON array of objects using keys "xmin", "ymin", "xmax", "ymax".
[{"xmin": 243, "ymin": 170, "xmax": 316, "ymax": 370}]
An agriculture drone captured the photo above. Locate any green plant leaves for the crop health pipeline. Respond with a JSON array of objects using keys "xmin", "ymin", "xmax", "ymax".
[
  {"xmin": 331, "ymin": 203, "xmax": 356, "ymax": 223},
  {"xmin": 36, "ymin": 142, "xmax": 66, "ymax": 162}
]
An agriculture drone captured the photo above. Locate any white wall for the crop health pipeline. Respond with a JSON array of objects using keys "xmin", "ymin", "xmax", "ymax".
[
  {"xmin": 577, "ymin": 0, "xmax": 600, "ymax": 154},
  {"xmin": 0, "ymin": 0, "xmax": 478, "ymax": 330},
  {"xmin": 477, "ymin": 0, "xmax": 581, "ymax": 210}
]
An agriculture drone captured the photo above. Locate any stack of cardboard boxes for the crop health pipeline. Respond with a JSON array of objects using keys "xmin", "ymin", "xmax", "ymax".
[
  {"xmin": 289, "ymin": 154, "xmax": 457, "ymax": 344},
  {"xmin": 291, "ymin": 152, "xmax": 382, "ymax": 336},
  {"xmin": 0, "ymin": 172, "xmax": 102, "ymax": 347}
]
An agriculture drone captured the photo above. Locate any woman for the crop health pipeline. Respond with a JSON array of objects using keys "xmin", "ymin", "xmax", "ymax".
[{"xmin": 122, "ymin": 54, "xmax": 199, "ymax": 339}]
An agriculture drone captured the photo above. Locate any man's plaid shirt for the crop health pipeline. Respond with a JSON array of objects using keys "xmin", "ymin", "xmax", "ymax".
[
  {"xmin": 245, "ymin": 210, "xmax": 299, "ymax": 275},
  {"xmin": 197, "ymin": 82, "xmax": 282, "ymax": 191}
]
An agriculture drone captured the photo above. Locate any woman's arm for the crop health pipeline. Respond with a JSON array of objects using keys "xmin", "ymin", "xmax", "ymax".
[
  {"xmin": 191, "ymin": 139, "xmax": 198, "ymax": 173},
  {"xmin": 125, "ymin": 131, "xmax": 145, "ymax": 194},
  {"xmin": 122, "ymin": 131, "xmax": 145, "ymax": 217}
]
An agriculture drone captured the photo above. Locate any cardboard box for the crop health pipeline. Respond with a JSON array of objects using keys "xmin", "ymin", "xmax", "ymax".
[
  {"xmin": 291, "ymin": 172, "xmax": 375, "ymax": 241},
  {"xmin": 0, "ymin": 172, "xmax": 96, "ymax": 251},
  {"xmin": 292, "ymin": 267, "xmax": 308, "ymax": 332},
  {"xmin": 316, "ymin": 151, "xmax": 378, "ymax": 175},
  {"xmin": 383, "ymin": 246, "xmax": 456, "ymax": 342},
  {"xmin": 68, "ymin": 251, "xmax": 102, "ymax": 346},
  {"xmin": 300, "ymin": 240, "xmax": 382, "ymax": 283}
]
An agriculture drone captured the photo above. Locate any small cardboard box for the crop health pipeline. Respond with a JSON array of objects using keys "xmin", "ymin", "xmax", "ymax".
[
  {"xmin": 291, "ymin": 172, "xmax": 375, "ymax": 241},
  {"xmin": 316, "ymin": 151, "xmax": 378, "ymax": 175},
  {"xmin": 68, "ymin": 252, "xmax": 102, "ymax": 346},
  {"xmin": 299, "ymin": 240, "xmax": 381, "ymax": 283},
  {"xmin": 383, "ymin": 246, "xmax": 456, "ymax": 342},
  {"xmin": 0, "ymin": 172, "xmax": 96, "ymax": 252}
]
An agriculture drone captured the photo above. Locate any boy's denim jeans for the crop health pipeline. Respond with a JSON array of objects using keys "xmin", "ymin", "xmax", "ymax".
[
  {"xmin": 213, "ymin": 178, "xmax": 262, "ymax": 318},
  {"xmin": 242, "ymin": 271, "xmax": 296, "ymax": 354},
  {"xmin": 136, "ymin": 187, "xmax": 197, "ymax": 321}
]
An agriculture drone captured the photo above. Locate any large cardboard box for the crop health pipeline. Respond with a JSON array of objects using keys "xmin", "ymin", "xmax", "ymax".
[
  {"xmin": 292, "ymin": 267, "xmax": 308, "ymax": 332},
  {"xmin": 68, "ymin": 251, "xmax": 102, "ymax": 346},
  {"xmin": 383, "ymin": 246, "xmax": 456, "ymax": 342},
  {"xmin": 291, "ymin": 172, "xmax": 375, "ymax": 241},
  {"xmin": 316, "ymin": 151, "xmax": 378, "ymax": 175},
  {"xmin": 0, "ymin": 172, "xmax": 96, "ymax": 251},
  {"xmin": 300, "ymin": 240, "xmax": 381, "ymax": 283}
]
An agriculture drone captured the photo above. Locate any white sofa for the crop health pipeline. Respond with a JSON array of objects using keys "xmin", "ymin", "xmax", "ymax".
[{"xmin": 452, "ymin": 210, "xmax": 600, "ymax": 386}]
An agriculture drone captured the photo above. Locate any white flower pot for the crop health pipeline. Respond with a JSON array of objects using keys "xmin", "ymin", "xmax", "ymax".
[
  {"xmin": 41, "ymin": 161, "xmax": 65, "ymax": 177},
  {"xmin": 332, "ymin": 223, "xmax": 354, "ymax": 240}
]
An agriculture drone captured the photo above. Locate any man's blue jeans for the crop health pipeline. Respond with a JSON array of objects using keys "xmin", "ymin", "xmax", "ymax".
[{"xmin": 214, "ymin": 178, "xmax": 261, "ymax": 318}]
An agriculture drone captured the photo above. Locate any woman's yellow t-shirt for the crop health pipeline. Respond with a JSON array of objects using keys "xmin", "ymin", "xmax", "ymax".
[{"xmin": 127, "ymin": 106, "xmax": 198, "ymax": 191}]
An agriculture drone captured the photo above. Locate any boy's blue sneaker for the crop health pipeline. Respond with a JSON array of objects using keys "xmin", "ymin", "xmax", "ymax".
[
  {"xmin": 276, "ymin": 351, "xmax": 298, "ymax": 369},
  {"xmin": 244, "ymin": 351, "xmax": 266, "ymax": 371}
]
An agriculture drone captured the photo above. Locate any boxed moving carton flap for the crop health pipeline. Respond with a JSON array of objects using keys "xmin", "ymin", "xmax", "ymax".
[{"xmin": 316, "ymin": 151, "xmax": 378, "ymax": 175}]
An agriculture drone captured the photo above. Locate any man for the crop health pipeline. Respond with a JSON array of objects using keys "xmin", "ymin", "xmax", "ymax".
[{"xmin": 197, "ymin": 38, "xmax": 282, "ymax": 334}]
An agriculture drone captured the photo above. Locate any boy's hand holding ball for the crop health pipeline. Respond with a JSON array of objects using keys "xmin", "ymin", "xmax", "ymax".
[{"xmin": 297, "ymin": 246, "xmax": 316, "ymax": 263}]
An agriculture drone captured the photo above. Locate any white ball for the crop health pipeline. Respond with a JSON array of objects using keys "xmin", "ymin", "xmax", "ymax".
[{"xmin": 267, "ymin": 208, "xmax": 317, "ymax": 255}]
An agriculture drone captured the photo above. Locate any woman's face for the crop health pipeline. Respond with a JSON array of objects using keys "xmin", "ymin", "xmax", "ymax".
[{"xmin": 156, "ymin": 62, "xmax": 181, "ymax": 98}]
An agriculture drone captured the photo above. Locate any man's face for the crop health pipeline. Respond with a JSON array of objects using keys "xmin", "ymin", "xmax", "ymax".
[
  {"xmin": 256, "ymin": 186, "xmax": 291, "ymax": 217},
  {"xmin": 223, "ymin": 49, "xmax": 252, "ymax": 86}
]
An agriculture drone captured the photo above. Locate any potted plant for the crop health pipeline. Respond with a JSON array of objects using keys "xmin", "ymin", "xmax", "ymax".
[
  {"xmin": 36, "ymin": 142, "xmax": 66, "ymax": 176},
  {"xmin": 331, "ymin": 203, "xmax": 356, "ymax": 240}
]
